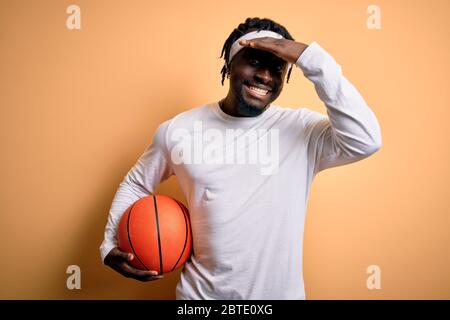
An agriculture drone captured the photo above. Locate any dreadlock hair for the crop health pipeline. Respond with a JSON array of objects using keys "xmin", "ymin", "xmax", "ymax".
[{"xmin": 220, "ymin": 17, "xmax": 295, "ymax": 86}]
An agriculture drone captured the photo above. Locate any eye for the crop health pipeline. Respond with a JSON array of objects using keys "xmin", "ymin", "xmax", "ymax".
[
  {"xmin": 276, "ymin": 64, "xmax": 286, "ymax": 73},
  {"xmin": 249, "ymin": 59, "xmax": 260, "ymax": 66}
]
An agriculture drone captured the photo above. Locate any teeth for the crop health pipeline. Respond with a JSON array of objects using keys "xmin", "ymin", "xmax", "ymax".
[{"xmin": 249, "ymin": 85, "xmax": 269, "ymax": 95}]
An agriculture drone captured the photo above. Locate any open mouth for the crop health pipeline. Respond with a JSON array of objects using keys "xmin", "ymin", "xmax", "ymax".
[{"xmin": 244, "ymin": 83, "xmax": 271, "ymax": 98}]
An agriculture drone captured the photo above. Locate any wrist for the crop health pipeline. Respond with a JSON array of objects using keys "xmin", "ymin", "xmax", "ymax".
[
  {"xmin": 284, "ymin": 40, "xmax": 309, "ymax": 64},
  {"xmin": 294, "ymin": 42, "xmax": 309, "ymax": 61}
]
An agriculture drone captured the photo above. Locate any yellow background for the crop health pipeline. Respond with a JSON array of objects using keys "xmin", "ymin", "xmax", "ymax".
[{"xmin": 0, "ymin": 0, "xmax": 449, "ymax": 299}]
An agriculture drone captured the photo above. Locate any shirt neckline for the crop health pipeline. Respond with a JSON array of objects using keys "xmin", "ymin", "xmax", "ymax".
[{"xmin": 210, "ymin": 101, "xmax": 276, "ymax": 123}]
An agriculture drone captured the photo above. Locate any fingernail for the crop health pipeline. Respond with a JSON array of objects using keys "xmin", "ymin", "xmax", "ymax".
[
  {"xmin": 129, "ymin": 254, "xmax": 134, "ymax": 260},
  {"xmin": 150, "ymin": 271, "xmax": 158, "ymax": 276}
]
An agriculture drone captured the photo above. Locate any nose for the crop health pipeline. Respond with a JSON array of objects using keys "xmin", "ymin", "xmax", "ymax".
[{"xmin": 254, "ymin": 68, "xmax": 272, "ymax": 84}]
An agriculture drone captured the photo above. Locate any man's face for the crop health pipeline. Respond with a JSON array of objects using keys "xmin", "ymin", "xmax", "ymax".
[{"xmin": 228, "ymin": 47, "xmax": 288, "ymax": 116}]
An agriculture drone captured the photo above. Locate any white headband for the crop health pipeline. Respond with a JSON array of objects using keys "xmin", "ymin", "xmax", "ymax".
[{"xmin": 228, "ymin": 30, "xmax": 292, "ymax": 70}]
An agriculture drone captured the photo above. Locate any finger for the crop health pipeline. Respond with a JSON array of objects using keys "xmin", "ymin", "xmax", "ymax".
[
  {"xmin": 121, "ymin": 252, "xmax": 133, "ymax": 261},
  {"xmin": 239, "ymin": 39, "xmax": 250, "ymax": 46},
  {"xmin": 121, "ymin": 262, "xmax": 159, "ymax": 278},
  {"xmin": 113, "ymin": 248, "xmax": 134, "ymax": 261},
  {"xmin": 136, "ymin": 275, "xmax": 164, "ymax": 282},
  {"xmin": 239, "ymin": 38, "xmax": 277, "ymax": 54},
  {"xmin": 239, "ymin": 39, "xmax": 259, "ymax": 48}
]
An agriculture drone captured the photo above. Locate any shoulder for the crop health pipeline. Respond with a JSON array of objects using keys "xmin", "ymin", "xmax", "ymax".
[
  {"xmin": 166, "ymin": 103, "xmax": 213, "ymax": 129},
  {"xmin": 270, "ymin": 104, "xmax": 320, "ymax": 123},
  {"xmin": 149, "ymin": 104, "xmax": 209, "ymax": 152},
  {"xmin": 157, "ymin": 103, "xmax": 212, "ymax": 130},
  {"xmin": 298, "ymin": 107, "xmax": 327, "ymax": 128},
  {"xmin": 270, "ymin": 105, "xmax": 328, "ymax": 133}
]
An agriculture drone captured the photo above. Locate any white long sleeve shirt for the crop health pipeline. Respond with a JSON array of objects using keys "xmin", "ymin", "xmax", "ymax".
[{"xmin": 100, "ymin": 41, "xmax": 382, "ymax": 299}]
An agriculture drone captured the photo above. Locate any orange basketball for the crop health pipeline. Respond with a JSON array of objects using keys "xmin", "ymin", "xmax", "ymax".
[{"xmin": 117, "ymin": 194, "xmax": 192, "ymax": 274}]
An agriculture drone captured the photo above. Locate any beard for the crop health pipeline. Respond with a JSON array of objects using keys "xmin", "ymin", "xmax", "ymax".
[{"xmin": 235, "ymin": 85, "xmax": 269, "ymax": 117}]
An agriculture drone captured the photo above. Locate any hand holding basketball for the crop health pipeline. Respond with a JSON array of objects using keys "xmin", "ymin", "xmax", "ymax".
[{"xmin": 104, "ymin": 247, "xmax": 163, "ymax": 281}]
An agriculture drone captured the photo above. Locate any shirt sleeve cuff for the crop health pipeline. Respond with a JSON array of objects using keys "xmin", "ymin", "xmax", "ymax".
[
  {"xmin": 295, "ymin": 41, "xmax": 325, "ymax": 69},
  {"xmin": 100, "ymin": 241, "xmax": 117, "ymax": 265}
]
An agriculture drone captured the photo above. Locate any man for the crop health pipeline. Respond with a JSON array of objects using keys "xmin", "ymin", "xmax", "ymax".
[{"xmin": 100, "ymin": 17, "xmax": 382, "ymax": 299}]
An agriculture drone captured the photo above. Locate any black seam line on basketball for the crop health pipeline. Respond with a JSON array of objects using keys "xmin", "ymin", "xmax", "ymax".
[
  {"xmin": 181, "ymin": 202, "xmax": 193, "ymax": 256},
  {"xmin": 153, "ymin": 194, "xmax": 163, "ymax": 274},
  {"xmin": 127, "ymin": 202, "xmax": 150, "ymax": 271},
  {"xmin": 171, "ymin": 199, "xmax": 188, "ymax": 271},
  {"xmin": 171, "ymin": 200, "xmax": 189, "ymax": 271},
  {"xmin": 177, "ymin": 200, "xmax": 190, "ymax": 265}
]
